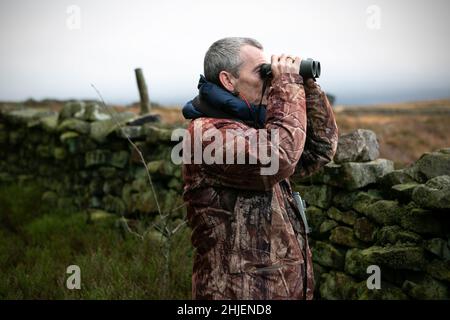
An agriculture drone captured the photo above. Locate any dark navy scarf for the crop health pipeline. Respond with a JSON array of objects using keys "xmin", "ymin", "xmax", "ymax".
[{"xmin": 182, "ymin": 75, "xmax": 266, "ymax": 128}]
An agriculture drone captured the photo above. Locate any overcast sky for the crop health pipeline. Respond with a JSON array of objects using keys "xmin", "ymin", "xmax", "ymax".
[{"xmin": 0, "ymin": 0, "xmax": 449, "ymax": 106}]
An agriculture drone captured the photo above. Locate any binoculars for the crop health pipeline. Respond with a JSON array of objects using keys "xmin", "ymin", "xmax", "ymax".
[{"xmin": 259, "ymin": 58, "xmax": 321, "ymax": 80}]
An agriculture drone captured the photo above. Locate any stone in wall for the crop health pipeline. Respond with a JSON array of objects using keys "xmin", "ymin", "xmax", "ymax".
[
  {"xmin": 412, "ymin": 175, "xmax": 450, "ymax": 209},
  {"xmin": 362, "ymin": 200, "xmax": 405, "ymax": 226},
  {"xmin": 379, "ymin": 169, "xmax": 417, "ymax": 188},
  {"xmin": 59, "ymin": 101, "xmax": 84, "ymax": 120},
  {"xmin": 329, "ymin": 226, "xmax": 366, "ymax": 249},
  {"xmin": 116, "ymin": 125, "xmax": 144, "ymax": 139},
  {"xmin": 355, "ymin": 281, "xmax": 409, "ymax": 300},
  {"xmin": 354, "ymin": 217, "xmax": 378, "ymax": 243},
  {"xmin": 345, "ymin": 245, "xmax": 426, "ymax": 278},
  {"xmin": 424, "ymin": 238, "xmax": 450, "ymax": 260},
  {"xmin": 294, "ymin": 184, "xmax": 333, "ymax": 208},
  {"xmin": 375, "ymin": 226, "xmax": 422, "ymax": 246},
  {"xmin": 425, "ymin": 260, "xmax": 450, "ymax": 283},
  {"xmin": 89, "ymin": 113, "xmax": 136, "ymax": 143},
  {"xmin": 327, "ymin": 207, "xmax": 359, "ymax": 226},
  {"xmin": 58, "ymin": 118, "xmax": 91, "ymax": 135},
  {"xmin": 332, "ymin": 189, "xmax": 382, "ymax": 211},
  {"xmin": 334, "ymin": 129, "xmax": 379, "ymax": 163},
  {"xmin": 312, "ymin": 241, "xmax": 345, "ymax": 270},
  {"xmin": 319, "ymin": 219, "xmax": 339, "ymax": 238},
  {"xmin": 319, "ymin": 271, "xmax": 358, "ymax": 300},
  {"xmin": 305, "ymin": 159, "xmax": 394, "ymax": 190},
  {"xmin": 305, "ymin": 206, "xmax": 327, "ymax": 237},
  {"xmin": 390, "ymin": 182, "xmax": 419, "ymax": 203},
  {"xmin": 406, "ymin": 148, "xmax": 450, "ymax": 182},
  {"xmin": 75, "ymin": 102, "xmax": 112, "ymax": 122},
  {"xmin": 400, "ymin": 206, "xmax": 447, "ymax": 236},
  {"xmin": 319, "ymin": 271, "xmax": 409, "ymax": 300},
  {"xmin": 402, "ymin": 275, "xmax": 449, "ymax": 300},
  {"xmin": 144, "ymin": 124, "xmax": 174, "ymax": 144}
]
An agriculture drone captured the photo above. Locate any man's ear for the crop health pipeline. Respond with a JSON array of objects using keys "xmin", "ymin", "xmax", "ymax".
[{"xmin": 218, "ymin": 71, "xmax": 236, "ymax": 92}]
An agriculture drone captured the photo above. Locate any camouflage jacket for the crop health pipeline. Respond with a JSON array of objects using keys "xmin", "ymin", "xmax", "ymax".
[{"xmin": 182, "ymin": 73, "xmax": 338, "ymax": 299}]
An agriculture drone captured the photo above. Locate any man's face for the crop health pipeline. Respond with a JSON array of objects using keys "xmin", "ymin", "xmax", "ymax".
[{"xmin": 233, "ymin": 45, "xmax": 269, "ymax": 105}]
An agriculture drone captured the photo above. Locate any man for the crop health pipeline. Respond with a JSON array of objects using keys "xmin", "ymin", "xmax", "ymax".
[{"xmin": 182, "ymin": 37, "xmax": 338, "ymax": 299}]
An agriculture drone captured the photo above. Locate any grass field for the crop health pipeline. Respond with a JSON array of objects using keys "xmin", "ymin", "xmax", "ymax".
[{"xmin": 0, "ymin": 183, "xmax": 193, "ymax": 299}]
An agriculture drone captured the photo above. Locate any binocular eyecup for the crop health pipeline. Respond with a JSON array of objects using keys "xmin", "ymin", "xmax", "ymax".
[{"xmin": 259, "ymin": 58, "xmax": 321, "ymax": 80}]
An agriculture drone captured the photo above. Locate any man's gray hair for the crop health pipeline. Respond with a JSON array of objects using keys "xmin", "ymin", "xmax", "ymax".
[{"xmin": 204, "ymin": 37, "xmax": 263, "ymax": 87}]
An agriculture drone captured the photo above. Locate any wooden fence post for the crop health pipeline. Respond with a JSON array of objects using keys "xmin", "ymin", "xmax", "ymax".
[{"xmin": 134, "ymin": 68, "xmax": 151, "ymax": 115}]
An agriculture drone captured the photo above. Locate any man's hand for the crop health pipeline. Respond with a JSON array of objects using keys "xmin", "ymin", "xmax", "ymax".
[
  {"xmin": 271, "ymin": 54, "xmax": 302, "ymax": 80},
  {"xmin": 304, "ymin": 78, "xmax": 316, "ymax": 90}
]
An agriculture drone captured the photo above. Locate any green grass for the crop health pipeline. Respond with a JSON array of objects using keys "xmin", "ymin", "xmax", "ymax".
[{"xmin": 0, "ymin": 183, "xmax": 193, "ymax": 299}]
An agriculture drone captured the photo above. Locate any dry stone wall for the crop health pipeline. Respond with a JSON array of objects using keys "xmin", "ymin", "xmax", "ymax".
[
  {"xmin": 0, "ymin": 102, "xmax": 186, "ymax": 223},
  {"xmin": 292, "ymin": 129, "xmax": 450, "ymax": 300}
]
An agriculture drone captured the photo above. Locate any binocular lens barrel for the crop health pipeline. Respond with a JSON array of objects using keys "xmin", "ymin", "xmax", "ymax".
[{"xmin": 259, "ymin": 58, "xmax": 321, "ymax": 79}]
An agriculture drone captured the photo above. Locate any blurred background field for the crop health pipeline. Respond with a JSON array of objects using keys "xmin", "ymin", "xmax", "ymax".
[{"xmin": 334, "ymin": 99, "xmax": 450, "ymax": 168}]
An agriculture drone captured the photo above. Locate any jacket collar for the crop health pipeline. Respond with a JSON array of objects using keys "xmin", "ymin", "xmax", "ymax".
[{"xmin": 182, "ymin": 75, "xmax": 266, "ymax": 128}]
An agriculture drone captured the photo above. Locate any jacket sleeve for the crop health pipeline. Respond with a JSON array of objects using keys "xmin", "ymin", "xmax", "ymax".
[
  {"xmin": 292, "ymin": 79, "xmax": 338, "ymax": 180},
  {"xmin": 194, "ymin": 73, "xmax": 307, "ymax": 191}
]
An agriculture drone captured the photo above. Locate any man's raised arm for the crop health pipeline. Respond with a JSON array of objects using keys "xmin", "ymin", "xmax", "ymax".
[{"xmin": 292, "ymin": 79, "xmax": 338, "ymax": 180}]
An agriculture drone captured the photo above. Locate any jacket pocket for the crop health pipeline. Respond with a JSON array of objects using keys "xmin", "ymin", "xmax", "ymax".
[{"xmin": 228, "ymin": 193, "xmax": 273, "ymax": 274}]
